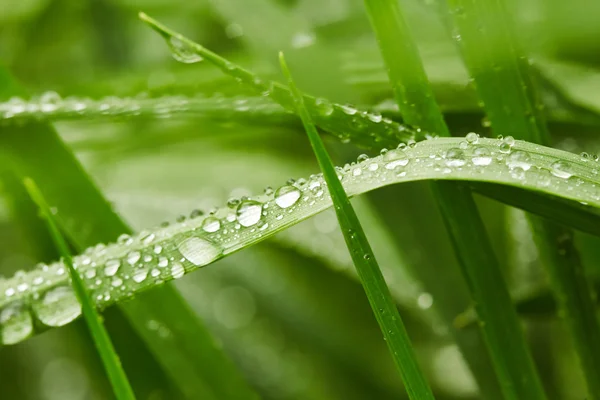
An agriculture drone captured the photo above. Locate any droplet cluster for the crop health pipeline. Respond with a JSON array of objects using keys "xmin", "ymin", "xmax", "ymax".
[{"xmin": 1, "ymin": 133, "xmax": 599, "ymax": 345}]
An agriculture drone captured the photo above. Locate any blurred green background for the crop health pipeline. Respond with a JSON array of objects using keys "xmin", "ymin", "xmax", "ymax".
[{"xmin": 1, "ymin": 0, "xmax": 600, "ymax": 399}]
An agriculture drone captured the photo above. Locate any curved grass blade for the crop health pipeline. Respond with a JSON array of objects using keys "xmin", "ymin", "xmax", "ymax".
[
  {"xmin": 137, "ymin": 12, "xmax": 416, "ymax": 149},
  {"xmin": 361, "ymin": 0, "xmax": 548, "ymax": 397},
  {"xmin": 278, "ymin": 52, "xmax": 434, "ymax": 399},
  {"xmin": 0, "ymin": 67, "xmax": 259, "ymax": 400},
  {"xmin": 4, "ymin": 136, "xmax": 600, "ymax": 344},
  {"xmin": 439, "ymin": 0, "xmax": 600, "ymax": 396},
  {"xmin": 23, "ymin": 178, "xmax": 136, "ymax": 400}
]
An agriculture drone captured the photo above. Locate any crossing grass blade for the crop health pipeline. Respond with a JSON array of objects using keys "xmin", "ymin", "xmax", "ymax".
[
  {"xmin": 279, "ymin": 52, "xmax": 435, "ymax": 400},
  {"xmin": 23, "ymin": 178, "xmax": 136, "ymax": 400},
  {"xmin": 439, "ymin": 0, "xmax": 600, "ymax": 397},
  {"xmin": 362, "ymin": 0, "xmax": 546, "ymax": 398}
]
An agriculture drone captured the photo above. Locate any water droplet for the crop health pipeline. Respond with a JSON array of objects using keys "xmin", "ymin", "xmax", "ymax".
[
  {"xmin": 111, "ymin": 277, "xmax": 123, "ymax": 287},
  {"xmin": 236, "ymin": 200, "xmax": 263, "ymax": 227},
  {"xmin": 158, "ymin": 257, "xmax": 169, "ymax": 268},
  {"xmin": 0, "ymin": 303, "xmax": 33, "ymax": 345},
  {"xmin": 202, "ymin": 217, "xmax": 221, "ymax": 233},
  {"xmin": 132, "ymin": 270, "xmax": 148, "ymax": 283},
  {"xmin": 315, "ymin": 98, "xmax": 334, "ymax": 116},
  {"xmin": 472, "ymin": 146, "xmax": 492, "ymax": 166},
  {"xmin": 178, "ymin": 237, "xmax": 222, "ymax": 266},
  {"xmin": 274, "ymin": 186, "xmax": 301, "ymax": 208},
  {"xmin": 167, "ymin": 36, "xmax": 203, "ymax": 63},
  {"xmin": 551, "ymin": 160, "xmax": 574, "ymax": 179},
  {"xmin": 341, "ymin": 104, "xmax": 357, "ymax": 115},
  {"xmin": 466, "ymin": 132, "xmax": 479, "ymax": 144},
  {"xmin": 153, "ymin": 245, "xmax": 163, "ymax": 254},
  {"xmin": 506, "ymin": 151, "xmax": 532, "ymax": 171},
  {"xmin": 417, "ymin": 293, "xmax": 433, "ymax": 310},
  {"xmin": 445, "ymin": 148, "xmax": 466, "ymax": 167},
  {"xmin": 127, "ymin": 251, "xmax": 141, "ymax": 265},
  {"xmin": 33, "ymin": 286, "xmax": 81, "ymax": 327},
  {"xmin": 104, "ymin": 260, "xmax": 120, "ymax": 276},
  {"xmin": 383, "ymin": 149, "xmax": 409, "ymax": 169},
  {"xmin": 171, "ymin": 263, "xmax": 185, "ymax": 279},
  {"xmin": 357, "ymin": 154, "xmax": 369, "ymax": 163}
]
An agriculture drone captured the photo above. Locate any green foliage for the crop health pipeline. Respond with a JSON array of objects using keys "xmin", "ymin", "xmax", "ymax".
[{"xmin": 1, "ymin": 1, "xmax": 600, "ymax": 399}]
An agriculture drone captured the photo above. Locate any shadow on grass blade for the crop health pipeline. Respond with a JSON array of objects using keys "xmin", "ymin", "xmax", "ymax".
[
  {"xmin": 23, "ymin": 178, "xmax": 136, "ymax": 400},
  {"xmin": 278, "ymin": 52, "xmax": 434, "ymax": 400}
]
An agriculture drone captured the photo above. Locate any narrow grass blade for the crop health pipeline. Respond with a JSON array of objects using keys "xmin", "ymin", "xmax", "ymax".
[
  {"xmin": 440, "ymin": 0, "xmax": 600, "ymax": 396},
  {"xmin": 23, "ymin": 178, "xmax": 136, "ymax": 400},
  {"xmin": 137, "ymin": 12, "xmax": 416, "ymax": 150},
  {"xmin": 279, "ymin": 52, "xmax": 434, "ymax": 400},
  {"xmin": 0, "ymin": 67, "xmax": 259, "ymax": 400},
  {"xmin": 362, "ymin": 0, "xmax": 547, "ymax": 398}
]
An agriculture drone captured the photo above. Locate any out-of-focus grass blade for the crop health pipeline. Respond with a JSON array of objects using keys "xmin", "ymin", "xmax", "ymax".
[
  {"xmin": 138, "ymin": 12, "xmax": 416, "ymax": 149},
  {"xmin": 362, "ymin": 0, "xmax": 547, "ymax": 398},
  {"xmin": 279, "ymin": 52, "xmax": 434, "ymax": 400},
  {"xmin": 23, "ymin": 178, "xmax": 136, "ymax": 400},
  {"xmin": 0, "ymin": 67, "xmax": 259, "ymax": 400},
  {"xmin": 439, "ymin": 0, "xmax": 600, "ymax": 397}
]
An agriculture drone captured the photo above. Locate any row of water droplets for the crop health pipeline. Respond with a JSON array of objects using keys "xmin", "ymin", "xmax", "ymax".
[
  {"xmin": 0, "ymin": 91, "xmax": 286, "ymax": 123},
  {"xmin": 2, "ymin": 133, "xmax": 599, "ymax": 346},
  {"xmin": 163, "ymin": 32, "xmax": 417, "ymax": 146}
]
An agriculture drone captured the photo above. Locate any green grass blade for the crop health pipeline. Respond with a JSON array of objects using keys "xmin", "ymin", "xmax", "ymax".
[
  {"xmin": 440, "ymin": 0, "xmax": 600, "ymax": 396},
  {"xmin": 278, "ymin": 52, "xmax": 434, "ymax": 400},
  {"xmin": 23, "ymin": 178, "xmax": 136, "ymax": 400},
  {"xmin": 362, "ymin": 0, "xmax": 547, "ymax": 398},
  {"xmin": 137, "ymin": 12, "xmax": 415, "ymax": 150},
  {"xmin": 0, "ymin": 67, "xmax": 259, "ymax": 400}
]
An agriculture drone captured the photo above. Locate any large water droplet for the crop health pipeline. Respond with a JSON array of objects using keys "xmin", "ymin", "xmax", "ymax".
[
  {"xmin": 236, "ymin": 200, "xmax": 263, "ymax": 227},
  {"xmin": 551, "ymin": 160, "xmax": 574, "ymax": 179},
  {"xmin": 167, "ymin": 36, "xmax": 203, "ymax": 64},
  {"xmin": 383, "ymin": 149, "xmax": 409, "ymax": 169},
  {"xmin": 274, "ymin": 185, "xmax": 301, "ymax": 208},
  {"xmin": 178, "ymin": 237, "xmax": 222, "ymax": 266},
  {"xmin": 202, "ymin": 217, "xmax": 221, "ymax": 233},
  {"xmin": 33, "ymin": 286, "xmax": 81, "ymax": 327},
  {"xmin": 0, "ymin": 303, "xmax": 33, "ymax": 345},
  {"xmin": 132, "ymin": 269, "xmax": 148, "ymax": 283},
  {"xmin": 171, "ymin": 263, "xmax": 185, "ymax": 279},
  {"xmin": 127, "ymin": 251, "xmax": 141, "ymax": 265},
  {"xmin": 506, "ymin": 151, "xmax": 532, "ymax": 171}
]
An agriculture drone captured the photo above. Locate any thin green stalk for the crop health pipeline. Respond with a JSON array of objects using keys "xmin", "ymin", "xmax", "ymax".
[
  {"xmin": 362, "ymin": 0, "xmax": 546, "ymax": 398},
  {"xmin": 279, "ymin": 52, "xmax": 434, "ymax": 400},
  {"xmin": 23, "ymin": 178, "xmax": 136, "ymax": 400},
  {"xmin": 440, "ymin": 0, "xmax": 600, "ymax": 397}
]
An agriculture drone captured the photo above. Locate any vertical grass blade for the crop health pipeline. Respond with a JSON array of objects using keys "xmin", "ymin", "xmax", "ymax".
[
  {"xmin": 23, "ymin": 178, "xmax": 136, "ymax": 400},
  {"xmin": 362, "ymin": 1, "xmax": 546, "ymax": 398},
  {"xmin": 440, "ymin": 0, "xmax": 600, "ymax": 397},
  {"xmin": 279, "ymin": 52, "xmax": 434, "ymax": 400}
]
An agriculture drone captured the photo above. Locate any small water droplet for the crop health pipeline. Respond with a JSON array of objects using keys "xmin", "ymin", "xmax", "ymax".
[
  {"xmin": 551, "ymin": 160, "xmax": 574, "ymax": 179},
  {"xmin": 472, "ymin": 146, "xmax": 492, "ymax": 166},
  {"xmin": 126, "ymin": 251, "xmax": 141, "ymax": 265},
  {"xmin": 0, "ymin": 303, "xmax": 33, "ymax": 345},
  {"xmin": 167, "ymin": 36, "xmax": 203, "ymax": 64},
  {"xmin": 466, "ymin": 132, "xmax": 479, "ymax": 144},
  {"xmin": 506, "ymin": 151, "xmax": 532, "ymax": 171},
  {"xmin": 316, "ymin": 98, "xmax": 334, "ymax": 116},
  {"xmin": 104, "ymin": 260, "xmax": 121, "ymax": 276},
  {"xmin": 383, "ymin": 149, "xmax": 409, "ymax": 169},
  {"xmin": 274, "ymin": 186, "xmax": 301, "ymax": 208},
  {"xmin": 171, "ymin": 263, "xmax": 185, "ymax": 279},
  {"xmin": 445, "ymin": 148, "xmax": 466, "ymax": 167},
  {"xmin": 132, "ymin": 270, "xmax": 148, "ymax": 283},
  {"xmin": 202, "ymin": 217, "xmax": 221, "ymax": 233}
]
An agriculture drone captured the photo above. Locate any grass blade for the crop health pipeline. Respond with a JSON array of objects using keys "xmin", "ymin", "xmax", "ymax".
[
  {"xmin": 0, "ymin": 67, "xmax": 259, "ymax": 400},
  {"xmin": 362, "ymin": 0, "xmax": 546, "ymax": 398},
  {"xmin": 440, "ymin": 0, "xmax": 600, "ymax": 396},
  {"xmin": 278, "ymin": 52, "xmax": 434, "ymax": 400},
  {"xmin": 23, "ymin": 178, "xmax": 136, "ymax": 400}
]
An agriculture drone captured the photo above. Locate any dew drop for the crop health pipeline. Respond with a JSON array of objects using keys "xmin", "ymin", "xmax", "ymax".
[
  {"xmin": 111, "ymin": 277, "xmax": 123, "ymax": 287},
  {"xmin": 132, "ymin": 270, "xmax": 148, "ymax": 283},
  {"xmin": 315, "ymin": 98, "xmax": 334, "ymax": 116},
  {"xmin": 167, "ymin": 36, "xmax": 203, "ymax": 64},
  {"xmin": 171, "ymin": 263, "xmax": 185, "ymax": 279},
  {"xmin": 104, "ymin": 260, "xmax": 120, "ymax": 277},
  {"xmin": 236, "ymin": 200, "xmax": 263, "ymax": 227},
  {"xmin": 33, "ymin": 286, "xmax": 81, "ymax": 327},
  {"xmin": 445, "ymin": 148, "xmax": 466, "ymax": 167},
  {"xmin": 551, "ymin": 160, "xmax": 574, "ymax": 179},
  {"xmin": 274, "ymin": 186, "xmax": 301, "ymax": 208},
  {"xmin": 126, "ymin": 251, "xmax": 141, "ymax": 265},
  {"xmin": 466, "ymin": 132, "xmax": 479, "ymax": 144},
  {"xmin": 471, "ymin": 146, "xmax": 492, "ymax": 166},
  {"xmin": 383, "ymin": 149, "xmax": 409, "ymax": 169},
  {"xmin": 202, "ymin": 217, "xmax": 221, "ymax": 233},
  {"xmin": 0, "ymin": 303, "xmax": 33, "ymax": 345},
  {"xmin": 506, "ymin": 151, "xmax": 532, "ymax": 171},
  {"xmin": 158, "ymin": 257, "xmax": 169, "ymax": 268},
  {"xmin": 178, "ymin": 237, "xmax": 222, "ymax": 266}
]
